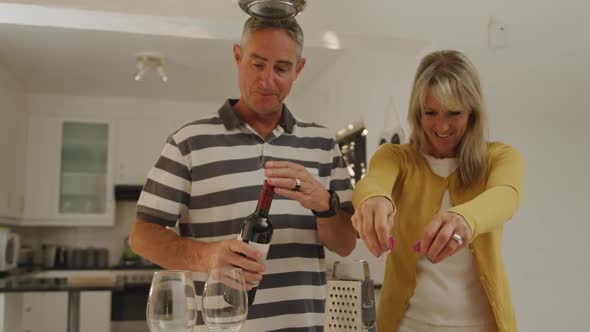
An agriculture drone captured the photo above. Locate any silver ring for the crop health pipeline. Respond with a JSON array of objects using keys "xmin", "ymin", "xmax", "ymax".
[
  {"xmin": 293, "ymin": 178, "xmax": 302, "ymax": 191},
  {"xmin": 451, "ymin": 233, "xmax": 464, "ymax": 246}
]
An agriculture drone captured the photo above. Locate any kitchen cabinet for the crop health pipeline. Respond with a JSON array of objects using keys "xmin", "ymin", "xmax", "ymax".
[
  {"xmin": 22, "ymin": 292, "xmax": 68, "ymax": 332},
  {"xmin": 22, "ymin": 113, "xmax": 115, "ymax": 226},
  {"xmin": 79, "ymin": 291, "xmax": 111, "ymax": 332},
  {"xmin": 0, "ymin": 291, "xmax": 68, "ymax": 332},
  {"xmin": 0, "ymin": 67, "xmax": 27, "ymax": 224},
  {"xmin": 0, "ymin": 291, "xmax": 110, "ymax": 332}
]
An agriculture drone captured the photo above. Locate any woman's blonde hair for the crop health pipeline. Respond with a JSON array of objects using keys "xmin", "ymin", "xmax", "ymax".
[{"xmin": 408, "ymin": 50, "xmax": 488, "ymax": 187}]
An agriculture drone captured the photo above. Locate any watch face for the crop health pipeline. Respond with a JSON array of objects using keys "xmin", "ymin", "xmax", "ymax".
[{"xmin": 312, "ymin": 191, "xmax": 339, "ymax": 218}]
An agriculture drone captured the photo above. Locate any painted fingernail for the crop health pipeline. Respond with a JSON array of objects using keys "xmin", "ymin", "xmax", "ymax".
[
  {"xmin": 412, "ymin": 241, "xmax": 420, "ymax": 252},
  {"xmin": 388, "ymin": 236, "xmax": 395, "ymax": 250}
]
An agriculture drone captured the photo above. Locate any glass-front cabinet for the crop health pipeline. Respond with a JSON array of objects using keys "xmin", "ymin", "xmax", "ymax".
[
  {"xmin": 23, "ymin": 114, "xmax": 114, "ymax": 226},
  {"xmin": 59, "ymin": 122, "xmax": 109, "ymax": 215}
]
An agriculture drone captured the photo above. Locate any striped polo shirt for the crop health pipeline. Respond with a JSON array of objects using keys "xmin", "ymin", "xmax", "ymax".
[{"xmin": 137, "ymin": 99, "xmax": 354, "ymax": 332}]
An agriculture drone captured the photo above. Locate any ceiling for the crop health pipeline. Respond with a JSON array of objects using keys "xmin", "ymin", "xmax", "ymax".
[
  {"xmin": 0, "ymin": 22, "xmax": 341, "ymax": 101},
  {"xmin": 3, "ymin": 0, "xmax": 586, "ymax": 102},
  {"xmin": 0, "ymin": 1, "xmax": 431, "ymax": 102},
  {"xmin": 0, "ymin": 0, "xmax": 357, "ymax": 101}
]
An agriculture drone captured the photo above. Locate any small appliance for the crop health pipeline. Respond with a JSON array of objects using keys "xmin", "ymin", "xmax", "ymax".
[{"xmin": 0, "ymin": 227, "xmax": 20, "ymax": 273}]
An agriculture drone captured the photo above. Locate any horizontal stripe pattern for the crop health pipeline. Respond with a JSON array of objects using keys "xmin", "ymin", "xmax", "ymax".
[
  {"xmin": 137, "ymin": 100, "xmax": 354, "ymax": 330},
  {"xmin": 179, "ymin": 215, "xmax": 319, "ymax": 238},
  {"xmin": 196, "ymin": 298, "xmax": 325, "ymax": 320},
  {"xmin": 194, "ymin": 271, "xmax": 326, "ymax": 296}
]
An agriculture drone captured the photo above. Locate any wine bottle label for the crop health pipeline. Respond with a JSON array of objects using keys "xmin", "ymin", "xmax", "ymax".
[
  {"xmin": 237, "ymin": 233, "xmax": 270, "ymax": 287},
  {"xmin": 236, "ymin": 233, "xmax": 271, "ymax": 262}
]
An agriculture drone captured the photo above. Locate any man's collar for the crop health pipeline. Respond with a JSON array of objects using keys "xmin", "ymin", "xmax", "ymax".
[{"xmin": 218, "ymin": 99, "xmax": 295, "ymax": 134}]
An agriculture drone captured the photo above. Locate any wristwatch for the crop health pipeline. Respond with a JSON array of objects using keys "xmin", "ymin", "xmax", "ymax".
[{"xmin": 312, "ymin": 190, "xmax": 340, "ymax": 218}]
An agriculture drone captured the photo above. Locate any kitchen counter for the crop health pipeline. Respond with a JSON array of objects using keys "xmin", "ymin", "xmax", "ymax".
[{"xmin": 0, "ymin": 275, "xmax": 124, "ymax": 292}]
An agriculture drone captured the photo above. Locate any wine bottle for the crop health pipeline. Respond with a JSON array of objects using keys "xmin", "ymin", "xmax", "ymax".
[{"xmin": 237, "ymin": 180, "xmax": 275, "ymax": 305}]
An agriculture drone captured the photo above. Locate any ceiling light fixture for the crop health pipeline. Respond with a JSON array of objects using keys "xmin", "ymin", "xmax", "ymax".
[
  {"xmin": 238, "ymin": 0, "xmax": 306, "ymax": 20},
  {"xmin": 134, "ymin": 53, "xmax": 168, "ymax": 82}
]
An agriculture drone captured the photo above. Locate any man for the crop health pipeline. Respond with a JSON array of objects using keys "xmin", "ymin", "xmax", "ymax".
[{"xmin": 129, "ymin": 17, "xmax": 357, "ymax": 331}]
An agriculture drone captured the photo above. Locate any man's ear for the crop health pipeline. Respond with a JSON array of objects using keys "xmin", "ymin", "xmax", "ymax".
[
  {"xmin": 295, "ymin": 57, "xmax": 306, "ymax": 79},
  {"xmin": 233, "ymin": 43, "xmax": 241, "ymax": 65}
]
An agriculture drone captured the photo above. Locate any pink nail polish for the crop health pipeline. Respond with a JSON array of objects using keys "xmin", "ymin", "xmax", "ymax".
[
  {"xmin": 387, "ymin": 236, "xmax": 395, "ymax": 250},
  {"xmin": 412, "ymin": 241, "xmax": 420, "ymax": 253},
  {"xmin": 378, "ymin": 236, "xmax": 395, "ymax": 262}
]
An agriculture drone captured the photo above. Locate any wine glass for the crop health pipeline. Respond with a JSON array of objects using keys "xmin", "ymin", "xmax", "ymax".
[
  {"xmin": 202, "ymin": 267, "xmax": 248, "ymax": 332},
  {"xmin": 146, "ymin": 270, "xmax": 196, "ymax": 332}
]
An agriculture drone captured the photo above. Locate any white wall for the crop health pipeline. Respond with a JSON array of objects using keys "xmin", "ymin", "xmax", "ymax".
[
  {"xmin": 291, "ymin": 46, "xmax": 423, "ymax": 159},
  {"xmin": 0, "ymin": 62, "xmax": 28, "ymax": 221},
  {"xmin": 476, "ymin": 49, "xmax": 590, "ymax": 331}
]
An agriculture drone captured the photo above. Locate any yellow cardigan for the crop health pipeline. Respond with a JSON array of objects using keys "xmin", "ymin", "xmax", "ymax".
[{"xmin": 352, "ymin": 142, "xmax": 525, "ymax": 332}]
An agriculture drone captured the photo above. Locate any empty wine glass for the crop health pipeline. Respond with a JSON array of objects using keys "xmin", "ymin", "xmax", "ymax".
[
  {"xmin": 146, "ymin": 270, "xmax": 196, "ymax": 332},
  {"xmin": 202, "ymin": 267, "xmax": 248, "ymax": 332}
]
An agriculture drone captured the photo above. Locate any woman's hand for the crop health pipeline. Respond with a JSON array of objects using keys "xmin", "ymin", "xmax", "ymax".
[
  {"xmin": 415, "ymin": 211, "xmax": 473, "ymax": 263},
  {"xmin": 351, "ymin": 197, "xmax": 394, "ymax": 257}
]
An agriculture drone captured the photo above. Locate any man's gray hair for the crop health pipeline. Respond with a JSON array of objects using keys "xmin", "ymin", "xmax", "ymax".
[{"xmin": 240, "ymin": 17, "xmax": 304, "ymax": 58}]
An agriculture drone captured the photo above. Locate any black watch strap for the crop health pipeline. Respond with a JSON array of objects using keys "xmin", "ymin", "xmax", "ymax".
[{"xmin": 312, "ymin": 190, "xmax": 339, "ymax": 218}]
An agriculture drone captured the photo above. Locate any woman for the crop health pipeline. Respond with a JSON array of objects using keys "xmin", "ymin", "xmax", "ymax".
[{"xmin": 352, "ymin": 50, "xmax": 525, "ymax": 332}]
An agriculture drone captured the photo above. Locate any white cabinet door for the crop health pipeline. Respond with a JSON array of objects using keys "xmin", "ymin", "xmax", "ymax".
[
  {"xmin": 79, "ymin": 291, "xmax": 111, "ymax": 332},
  {"xmin": 23, "ymin": 114, "xmax": 115, "ymax": 226},
  {"xmin": 0, "ymin": 65, "xmax": 28, "ymax": 224},
  {"xmin": 22, "ymin": 292, "xmax": 68, "ymax": 332},
  {"xmin": 23, "ymin": 114, "xmax": 62, "ymax": 221}
]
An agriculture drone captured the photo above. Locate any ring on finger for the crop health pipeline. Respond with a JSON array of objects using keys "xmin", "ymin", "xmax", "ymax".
[
  {"xmin": 451, "ymin": 233, "xmax": 464, "ymax": 246},
  {"xmin": 293, "ymin": 178, "xmax": 302, "ymax": 191}
]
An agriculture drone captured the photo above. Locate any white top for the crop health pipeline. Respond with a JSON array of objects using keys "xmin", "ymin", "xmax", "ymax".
[{"xmin": 404, "ymin": 155, "xmax": 495, "ymax": 326}]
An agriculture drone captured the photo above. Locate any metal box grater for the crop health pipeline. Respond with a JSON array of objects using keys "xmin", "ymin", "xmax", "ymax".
[{"xmin": 325, "ymin": 260, "xmax": 377, "ymax": 332}]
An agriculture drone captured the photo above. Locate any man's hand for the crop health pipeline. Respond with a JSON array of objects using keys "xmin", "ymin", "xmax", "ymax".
[
  {"xmin": 351, "ymin": 197, "xmax": 394, "ymax": 257},
  {"xmin": 203, "ymin": 239, "xmax": 266, "ymax": 290},
  {"xmin": 415, "ymin": 211, "xmax": 473, "ymax": 264},
  {"xmin": 265, "ymin": 160, "xmax": 330, "ymax": 212}
]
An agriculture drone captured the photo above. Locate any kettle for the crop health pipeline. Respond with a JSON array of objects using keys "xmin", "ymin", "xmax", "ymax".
[{"xmin": 0, "ymin": 227, "xmax": 20, "ymax": 272}]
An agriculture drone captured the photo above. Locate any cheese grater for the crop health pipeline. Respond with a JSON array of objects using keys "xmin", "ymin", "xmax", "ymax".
[{"xmin": 325, "ymin": 260, "xmax": 377, "ymax": 332}]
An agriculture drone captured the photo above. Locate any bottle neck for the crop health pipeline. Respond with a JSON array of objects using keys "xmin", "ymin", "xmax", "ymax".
[{"xmin": 255, "ymin": 181, "xmax": 275, "ymax": 217}]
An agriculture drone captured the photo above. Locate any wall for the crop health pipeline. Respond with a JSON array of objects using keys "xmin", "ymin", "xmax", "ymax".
[
  {"xmin": 475, "ymin": 48, "xmax": 590, "ymax": 331},
  {"xmin": 291, "ymin": 46, "xmax": 423, "ymax": 160},
  {"xmin": 0, "ymin": 62, "xmax": 27, "ymax": 221}
]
